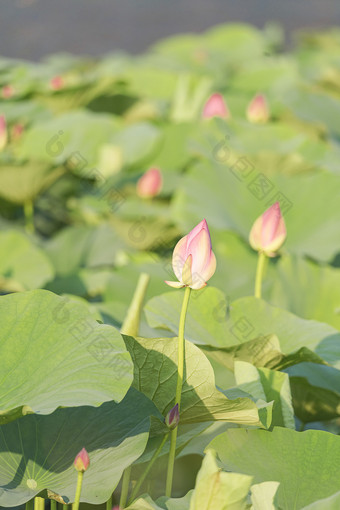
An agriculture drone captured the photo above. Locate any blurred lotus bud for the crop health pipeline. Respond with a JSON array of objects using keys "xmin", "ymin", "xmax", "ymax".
[
  {"xmin": 249, "ymin": 202, "xmax": 286, "ymax": 257},
  {"xmin": 50, "ymin": 76, "xmax": 64, "ymax": 91},
  {"xmin": 202, "ymin": 93, "xmax": 230, "ymax": 119},
  {"xmin": 246, "ymin": 93, "xmax": 270, "ymax": 123},
  {"xmin": 165, "ymin": 404, "xmax": 179, "ymax": 430},
  {"xmin": 165, "ymin": 219, "xmax": 216, "ymax": 290},
  {"xmin": 2, "ymin": 85, "xmax": 14, "ymax": 99},
  {"xmin": 137, "ymin": 167, "xmax": 163, "ymax": 198},
  {"xmin": 0, "ymin": 116, "xmax": 8, "ymax": 151},
  {"xmin": 74, "ymin": 448, "xmax": 90, "ymax": 472}
]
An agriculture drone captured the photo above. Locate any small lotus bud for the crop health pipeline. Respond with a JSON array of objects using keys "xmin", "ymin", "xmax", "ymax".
[
  {"xmin": 74, "ymin": 448, "xmax": 90, "ymax": 472},
  {"xmin": 165, "ymin": 404, "xmax": 180, "ymax": 430},
  {"xmin": 0, "ymin": 116, "xmax": 8, "ymax": 151},
  {"xmin": 137, "ymin": 167, "xmax": 162, "ymax": 198},
  {"xmin": 50, "ymin": 76, "xmax": 64, "ymax": 91},
  {"xmin": 2, "ymin": 85, "xmax": 15, "ymax": 99},
  {"xmin": 202, "ymin": 93, "xmax": 230, "ymax": 119},
  {"xmin": 249, "ymin": 202, "xmax": 286, "ymax": 257},
  {"xmin": 246, "ymin": 93, "xmax": 270, "ymax": 124}
]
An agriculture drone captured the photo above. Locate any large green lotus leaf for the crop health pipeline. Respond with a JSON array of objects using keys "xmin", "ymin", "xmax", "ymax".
[
  {"xmin": 0, "ymin": 230, "xmax": 54, "ymax": 291},
  {"xmin": 0, "ymin": 162, "xmax": 63, "ymax": 204},
  {"xmin": 16, "ymin": 111, "xmax": 120, "ymax": 173},
  {"xmin": 301, "ymin": 491, "xmax": 340, "ymax": 510},
  {"xmin": 127, "ymin": 492, "xmax": 192, "ymax": 510},
  {"xmin": 234, "ymin": 361, "xmax": 295, "ymax": 429},
  {"xmin": 189, "ymin": 449, "xmax": 252, "ymax": 510},
  {"xmin": 201, "ymin": 335, "xmax": 327, "ymax": 373},
  {"xmin": 209, "ymin": 427, "xmax": 340, "ymax": 509},
  {"xmin": 229, "ymin": 57, "xmax": 298, "ymax": 93},
  {"xmin": 204, "ymin": 24, "xmax": 267, "ymax": 63},
  {"xmin": 44, "ymin": 223, "xmax": 126, "ymax": 276},
  {"xmin": 112, "ymin": 122, "xmax": 162, "ymax": 167},
  {"xmin": 124, "ymin": 64, "xmax": 179, "ymax": 100},
  {"xmin": 284, "ymin": 89, "xmax": 340, "ymax": 138},
  {"xmin": 0, "ymin": 289, "xmax": 133, "ymax": 423},
  {"xmin": 123, "ymin": 335, "xmax": 271, "ymax": 428},
  {"xmin": 286, "ymin": 362, "xmax": 340, "ymax": 423},
  {"xmin": 0, "ymin": 388, "xmax": 159, "ymax": 507},
  {"xmin": 144, "ymin": 288, "xmax": 340, "ymax": 366},
  {"xmin": 270, "ymin": 255, "xmax": 340, "ymax": 330},
  {"xmin": 171, "ymin": 159, "xmax": 340, "ymax": 262}
]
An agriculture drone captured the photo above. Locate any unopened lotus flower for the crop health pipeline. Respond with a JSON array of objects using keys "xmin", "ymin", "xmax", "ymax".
[
  {"xmin": 0, "ymin": 116, "xmax": 7, "ymax": 151},
  {"xmin": 165, "ymin": 404, "xmax": 179, "ymax": 430},
  {"xmin": 2, "ymin": 85, "xmax": 14, "ymax": 99},
  {"xmin": 202, "ymin": 93, "xmax": 230, "ymax": 119},
  {"xmin": 249, "ymin": 202, "xmax": 286, "ymax": 257},
  {"xmin": 74, "ymin": 448, "xmax": 90, "ymax": 472},
  {"xmin": 50, "ymin": 75, "xmax": 64, "ymax": 91},
  {"xmin": 165, "ymin": 219, "xmax": 216, "ymax": 290},
  {"xmin": 137, "ymin": 167, "xmax": 162, "ymax": 198},
  {"xmin": 246, "ymin": 93, "xmax": 270, "ymax": 123}
]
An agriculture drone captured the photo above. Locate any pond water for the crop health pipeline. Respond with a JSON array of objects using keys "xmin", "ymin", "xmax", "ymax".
[{"xmin": 1, "ymin": 0, "xmax": 340, "ymax": 60}]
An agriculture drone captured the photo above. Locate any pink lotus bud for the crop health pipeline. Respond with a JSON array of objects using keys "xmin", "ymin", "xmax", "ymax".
[
  {"xmin": 0, "ymin": 116, "xmax": 8, "ymax": 151},
  {"xmin": 74, "ymin": 448, "xmax": 90, "ymax": 472},
  {"xmin": 249, "ymin": 202, "xmax": 286, "ymax": 257},
  {"xmin": 11, "ymin": 123, "xmax": 24, "ymax": 141},
  {"xmin": 165, "ymin": 404, "xmax": 179, "ymax": 430},
  {"xmin": 2, "ymin": 85, "xmax": 15, "ymax": 99},
  {"xmin": 112, "ymin": 507, "xmax": 120, "ymax": 510},
  {"xmin": 202, "ymin": 93, "xmax": 230, "ymax": 119},
  {"xmin": 137, "ymin": 167, "xmax": 163, "ymax": 198},
  {"xmin": 50, "ymin": 76, "xmax": 64, "ymax": 91},
  {"xmin": 165, "ymin": 219, "xmax": 216, "ymax": 290},
  {"xmin": 246, "ymin": 93, "xmax": 270, "ymax": 123}
]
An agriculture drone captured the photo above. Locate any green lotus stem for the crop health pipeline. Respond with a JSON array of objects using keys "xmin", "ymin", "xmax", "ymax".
[
  {"xmin": 128, "ymin": 433, "xmax": 169, "ymax": 505},
  {"xmin": 25, "ymin": 499, "xmax": 34, "ymax": 510},
  {"xmin": 119, "ymin": 464, "xmax": 132, "ymax": 509},
  {"xmin": 24, "ymin": 199, "xmax": 35, "ymax": 234},
  {"xmin": 72, "ymin": 471, "xmax": 84, "ymax": 510},
  {"xmin": 34, "ymin": 497, "xmax": 44, "ymax": 510},
  {"xmin": 254, "ymin": 251, "xmax": 266, "ymax": 299},
  {"xmin": 105, "ymin": 494, "xmax": 112, "ymax": 510},
  {"xmin": 165, "ymin": 286, "xmax": 191, "ymax": 497},
  {"xmin": 50, "ymin": 500, "xmax": 57, "ymax": 510},
  {"xmin": 121, "ymin": 273, "xmax": 150, "ymax": 336}
]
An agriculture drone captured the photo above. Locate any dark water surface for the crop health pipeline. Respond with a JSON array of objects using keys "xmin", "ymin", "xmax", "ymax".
[{"xmin": 1, "ymin": 0, "xmax": 340, "ymax": 60}]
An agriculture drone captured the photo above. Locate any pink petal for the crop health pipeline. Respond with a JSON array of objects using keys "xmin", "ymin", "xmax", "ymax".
[
  {"xmin": 187, "ymin": 219, "xmax": 208, "ymax": 246},
  {"xmin": 182, "ymin": 254, "xmax": 193, "ymax": 286},
  {"xmin": 187, "ymin": 227, "xmax": 211, "ymax": 276},
  {"xmin": 200, "ymin": 250, "xmax": 217, "ymax": 283},
  {"xmin": 172, "ymin": 235, "xmax": 188, "ymax": 281},
  {"xmin": 165, "ymin": 281, "xmax": 185, "ymax": 288}
]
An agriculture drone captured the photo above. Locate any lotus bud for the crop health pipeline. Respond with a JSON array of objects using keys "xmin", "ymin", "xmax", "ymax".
[
  {"xmin": 0, "ymin": 116, "xmax": 8, "ymax": 151},
  {"xmin": 246, "ymin": 93, "xmax": 270, "ymax": 123},
  {"xmin": 2, "ymin": 85, "xmax": 14, "ymax": 99},
  {"xmin": 202, "ymin": 93, "xmax": 230, "ymax": 119},
  {"xmin": 165, "ymin": 219, "xmax": 216, "ymax": 290},
  {"xmin": 249, "ymin": 202, "xmax": 286, "ymax": 257},
  {"xmin": 50, "ymin": 76, "xmax": 64, "ymax": 91},
  {"xmin": 137, "ymin": 167, "xmax": 162, "ymax": 198},
  {"xmin": 74, "ymin": 448, "xmax": 90, "ymax": 472},
  {"xmin": 165, "ymin": 404, "xmax": 179, "ymax": 430}
]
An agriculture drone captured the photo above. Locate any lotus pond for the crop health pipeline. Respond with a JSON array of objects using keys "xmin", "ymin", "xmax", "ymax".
[{"xmin": 1, "ymin": 22, "xmax": 340, "ymax": 510}]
